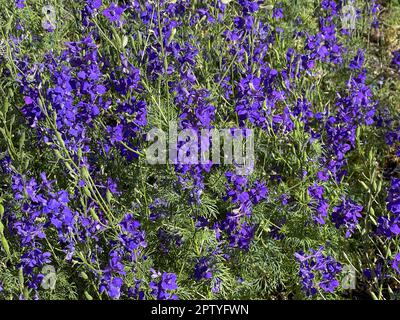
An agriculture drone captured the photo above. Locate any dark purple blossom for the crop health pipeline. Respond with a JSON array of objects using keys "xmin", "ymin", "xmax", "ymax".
[
  {"xmin": 103, "ymin": 3, "xmax": 124, "ymax": 23},
  {"xmin": 15, "ymin": 0, "xmax": 25, "ymax": 8},
  {"xmin": 194, "ymin": 257, "xmax": 213, "ymax": 281},
  {"xmin": 308, "ymin": 184, "xmax": 328, "ymax": 225},
  {"xmin": 377, "ymin": 178, "xmax": 400, "ymax": 238},
  {"xmin": 295, "ymin": 247, "xmax": 342, "ymax": 296},
  {"xmin": 349, "ymin": 49, "xmax": 365, "ymax": 70},
  {"xmin": 331, "ymin": 198, "xmax": 363, "ymax": 238},
  {"xmin": 387, "ymin": 178, "xmax": 400, "ymax": 215},
  {"xmin": 150, "ymin": 271, "xmax": 178, "ymax": 300},
  {"xmin": 391, "ymin": 253, "xmax": 400, "ymax": 274},
  {"xmin": 272, "ymin": 3, "xmax": 283, "ymax": 20}
]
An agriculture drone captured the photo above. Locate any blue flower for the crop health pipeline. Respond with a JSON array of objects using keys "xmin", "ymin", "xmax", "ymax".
[
  {"xmin": 391, "ymin": 253, "xmax": 400, "ymax": 274},
  {"xmin": 295, "ymin": 247, "xmax": 342, "ymax": 296},
  {"xmin": 331, "ymin": 198, "xmax": 363, "ymax": 238},
  {"xmin": 103, "ymin": 3, "xmax": 124, "ymax": 23}
]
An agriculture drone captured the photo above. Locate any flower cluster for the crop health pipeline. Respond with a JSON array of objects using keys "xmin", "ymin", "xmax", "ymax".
[
  {"xmin": 295, "ymin": 247, "xmax": 342, "ymax": 296},
  {"xmin": 377, "ymin": 178, "xmax": 400, "ymax": 238},
  {"xmin": 308, "ymin": 184, "xmax": 329, "ymax": 225},
  {"xmin": 331, "ymin": 198, "xmax": 363, "ymax": 238},
  {"xmin": 3, "ymin": 0, "xmax": 399, "ymax": 300},
  {"xmin": 221, "ymin": 172, "xmax": 268, "ymax": 250},
  {"xmin": 391, "ymin": 253, "xmax": 400, "ymax": 274},
  {"xmin": 150, "ymin": 271, "xmax": 178, "ymax": 300}
]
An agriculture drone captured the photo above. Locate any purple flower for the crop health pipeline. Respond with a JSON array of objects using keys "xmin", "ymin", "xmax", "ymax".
[
  {"xmin": 391, "ymin": 253, "xmax": 400, "ymax": 274},
  {"xmin": 250, "ymin": 181, "xmax": 268, "ymax": 204},
  {"xmin": 391, "ymin": 50, "xmax": 400, "ymax": 69},
  {"xmin": 377, "ymin": 215, "xmax": 400, "ymax": 238},
  {"xmin": 387, "ymin": 178, "xmax": 400, "ymax": 215},
  {"xmin": 150, "ymin": 272, "xmax": 178, "ymax": 300},
  {"xmin": 212, "ymin": 278, "xmax": 222, "ymax": 294},
  {"xmin": 349, "ymin": 49, "xmax": 365, "ymax": 70},
  {"xmin": 272, "ymin": 3, "xmax": 283, "ymax": 20},
  {"xmin": 88, "ymin": 0, "xmax": 102, "ymax": 10},
  {"xmin": 308, "ymin": 184, "xmax": 328, "ymax": 225},
  {"xmin": 220, "ymin": 172, "xmax": 267, "ymax": 250},
  {"xmin": 331, "ymin": 198, "xmax": 363, "ymax": 238},
  {"xmin": 128, "ymin": 280, "xmax": 144, "ymax": 300},
  {"xmin": 0, "ymin": 154, "xmax": 12, "ymax": 174},
  {"xmin": 377, "ymin": 178, "xmax": 400, "ymax": 238},
  {"xmin": 295, "ymin": 247, "xmax": 342, "ymax": 296},
  {"xmin": 15, "ymin": 0, "xmax": 25, "ymax": 8},
  {"xmin": 321, "ymin": 0, "xmax": 338, "ymax": 15},
  {"xmin": 161, "ymin": 273, "xmax": 178, "ymax": 291},
  {"xmin": 103, "ymin": 3, "xmax": 124, "ymax": 23},
  {"xmin": 194, "ymin": 257, "xmax": 213, "ymax": 280},
  {"xmin": 108, "ymin": 277, "xmax": 123, "ymax": 299},
  {"xmin": 118, "ymin": 214, "xmax": 147, "ymax": 261}
]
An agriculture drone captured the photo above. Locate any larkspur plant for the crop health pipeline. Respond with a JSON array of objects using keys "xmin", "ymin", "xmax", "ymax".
[{"xmin": 0, "ymin": 0, "xmax": 399, "ymax": 301}]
